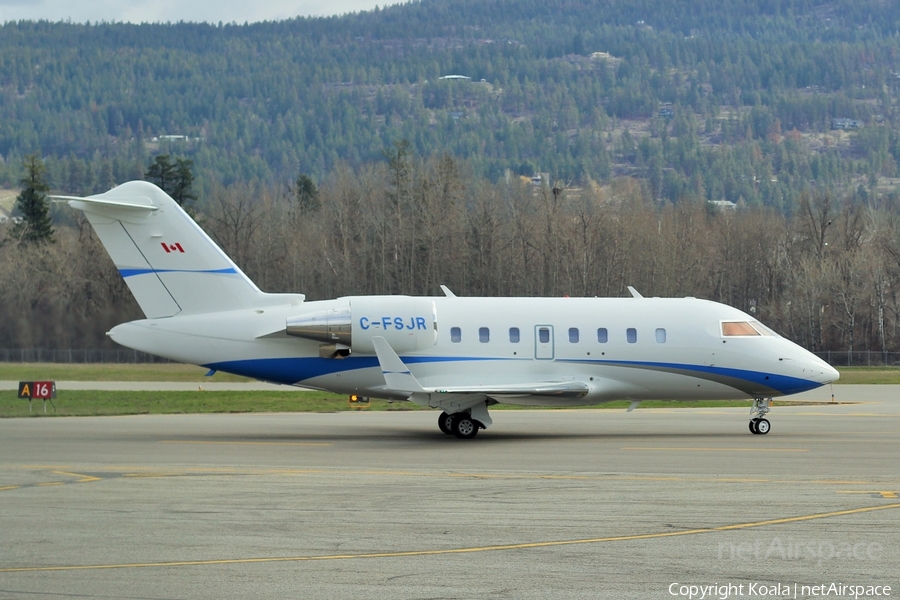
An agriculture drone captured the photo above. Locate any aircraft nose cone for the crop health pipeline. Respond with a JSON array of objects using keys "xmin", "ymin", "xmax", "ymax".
[
  {"xmin": 822, "ymin": 363, "xmax": 840, "ymax": 384},
  {"xmin": 808, "ymin": 356, "xmax": 839, "ymax": 384}
]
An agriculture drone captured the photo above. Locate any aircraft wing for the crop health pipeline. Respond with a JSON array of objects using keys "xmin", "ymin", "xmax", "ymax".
[{"xmin": 371, "ymin": 336, "xmax": 590, "ymax": 406}]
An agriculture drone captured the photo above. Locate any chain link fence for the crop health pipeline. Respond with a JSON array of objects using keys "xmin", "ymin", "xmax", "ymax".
[
  {"xmin": 0, "ymin": 348, "xmax": 172, "ymax": 363},
  {"xmin": 813, "ymin": 351, "xmax": 900, "ymax": 367}
]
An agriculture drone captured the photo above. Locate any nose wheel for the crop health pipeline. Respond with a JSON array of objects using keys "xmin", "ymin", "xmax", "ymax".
[
  {"xmin": 749, "ymin": 398, "xmax": 772, "ymax": 435},
  {"xmin": 749, "ymin": 417, "xmax": 770, "ymax": 434}
]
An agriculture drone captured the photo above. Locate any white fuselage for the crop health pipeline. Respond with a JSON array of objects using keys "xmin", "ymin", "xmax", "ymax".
[{"xmin": 109, "ymin": 294, "xmax": 838, "ymax": 406}]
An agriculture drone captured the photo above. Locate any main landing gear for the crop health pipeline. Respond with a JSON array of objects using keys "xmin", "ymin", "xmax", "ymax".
[
  {"xmin": 749, "ymin": 397, "xmax": 772, "ymax": 435},
  {"xmin": 438, "ymin": 411, "xmax": 483, "ymax": 440}
]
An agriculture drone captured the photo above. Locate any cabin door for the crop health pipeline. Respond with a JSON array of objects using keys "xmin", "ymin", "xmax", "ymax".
[{"xmin": 534, "ymin": 325, "xmax": 555, "ymax": 360}]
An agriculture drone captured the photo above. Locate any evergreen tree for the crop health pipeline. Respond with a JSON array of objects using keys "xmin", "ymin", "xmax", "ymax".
[
  {"xmin": 145, "ymin": 155, "xmax": 177, "ymax": 192},
  {"xmin": 171, "ymin": 158, "xmax": 197, "ymax": 209},
  {"xmin": 293, "ymin": 174, "xmax": 320, "ymax": 212},
  {"xmin": 145, "ymin": 155, "xmax": 196, "ymax": 209},
  {"xmin": 11, "ymin": 153, "xmax": 54, "ymax": 244}
]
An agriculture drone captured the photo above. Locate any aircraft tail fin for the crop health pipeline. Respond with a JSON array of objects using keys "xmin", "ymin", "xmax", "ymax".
[{"xmin": 61, "ymin": 181, "xmax": 284, "ymax": 318}]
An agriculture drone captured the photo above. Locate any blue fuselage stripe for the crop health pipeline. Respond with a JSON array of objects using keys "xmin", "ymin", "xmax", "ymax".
[
  {"xmin": 557, "ymin": 358, "xmax": 820, "ymax": 395},
  {"xmin": 203, "ymin": 355, "xmax": 821, "ymax": 395}
]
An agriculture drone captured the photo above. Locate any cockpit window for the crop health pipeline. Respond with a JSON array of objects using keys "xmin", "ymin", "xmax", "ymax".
[
  {"xmin": 750, "ymin": 321, "xmax": 778, "ymax": 337},
  {"xmin": 721, "ymin": 321, "xmax": 778, "ymax": 337},
  {"xmin": 722, "ymin": 321, "xmax": 759, "ymax": 336}
]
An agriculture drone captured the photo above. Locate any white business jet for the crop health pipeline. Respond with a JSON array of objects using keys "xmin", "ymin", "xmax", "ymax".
[{"xmin": 58, "ymin": 181, "xmax": 839, "ymax": 439}]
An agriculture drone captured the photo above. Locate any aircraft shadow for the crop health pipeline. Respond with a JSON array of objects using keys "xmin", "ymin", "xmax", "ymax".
[{"xmin": 161, "ymin": 429, "xmax": 751, "ymax": 445}]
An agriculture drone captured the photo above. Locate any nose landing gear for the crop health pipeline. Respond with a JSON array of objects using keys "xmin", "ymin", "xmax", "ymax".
[{"xmin": 749, "ymin": 398, "xmax": 772, "ymax": 435}]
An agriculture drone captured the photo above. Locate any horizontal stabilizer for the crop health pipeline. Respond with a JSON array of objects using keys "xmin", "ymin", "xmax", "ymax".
[{"xmin": 50, "ymin": 194, "xmax": 158, "ymax": 211}]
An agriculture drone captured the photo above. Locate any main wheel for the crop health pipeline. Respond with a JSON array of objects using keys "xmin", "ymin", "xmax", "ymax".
[
  {"xmin": 438, "ymin": 412, "xmax": 454, "ymax": 435},
  {"xmin": 749, "ymin": 419, "xmax": 759, "ymax": 434},
  {"xmin": 451, "ymin": 413, "xmax": 479, "ymax": 439},
  {"xmin": 755, "ymin": 418, "xmax": 770, "ymax": 435}
]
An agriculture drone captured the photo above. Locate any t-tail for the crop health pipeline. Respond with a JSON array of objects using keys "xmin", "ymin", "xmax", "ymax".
[{"xmin": 57, "ymin": 181, "xmax": 302, "ymax": 318}]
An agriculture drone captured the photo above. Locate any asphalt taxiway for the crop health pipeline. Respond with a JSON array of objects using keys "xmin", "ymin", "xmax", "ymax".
[{"xmin": 1, "ymin": 386, "xmax": 898, "ymax": 599}]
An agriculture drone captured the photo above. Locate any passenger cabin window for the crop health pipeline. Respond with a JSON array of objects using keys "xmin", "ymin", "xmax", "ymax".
[
  {"xmin": 568, "ymin": 328, "xmax": 579, "ymax": 343},
  {"xmin": 509, "ymin": 327, "xmax": 520, "ymax": 343},
  {"xmin": 597, "ymin": 328, "xmax": 608, "ymax": 343},
  {"xmin": 627, "ymin": 328, "xmax": 637, "ymax": 343},
  {"xmin": 656, "ymin": 328, "xmax": 666, "ymax": 343},
  {"xmin": 450, "ymin": 327, "xmax": 461, "ymax": 343},
  {"xmin": 479, "ymin": 327, "xmax": 490, "ymax": 343},
  {"xmin": 539, "ymin": 328, "xmax": 550, "ymax": 343},
  {"xmin": 721, "ymin": 321, "xmax": 776, "ymax": 337}
]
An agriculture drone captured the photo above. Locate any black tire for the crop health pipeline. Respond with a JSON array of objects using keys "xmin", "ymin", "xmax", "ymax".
[
  {"xmin": 451, "ymin": 413, "xmax": 479, "ymax": 439},
  {"xmin": 756, "ymin": 418, "xmax": 770, "ymax": 435},
  {"xmin": 438, "ymin": 412, "xmax": 454, "ymax": 435},
  {"xmin": 749, "ymin": 419, "xmax": 759, "ymax": 434}
]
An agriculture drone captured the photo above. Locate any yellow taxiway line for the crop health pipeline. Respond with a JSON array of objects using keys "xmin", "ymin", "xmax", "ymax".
[
  {"xmin": 621, "ymin": 447, "xmax": 809, "ymax": 452},
  {"xmin": 2, "ymin": 502, "xmax": 898, "ymax": 573},
  {"xmin": 159, "ymin": 440, "xmax": 332, "ymax": 447}
]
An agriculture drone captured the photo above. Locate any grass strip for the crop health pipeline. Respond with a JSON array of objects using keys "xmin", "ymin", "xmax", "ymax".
[
  {"xmin": 0, "ymin": 363, "xmax": 250, "ymax": 382},
  {"xmin": 1, "ymin": 390, "xmax": 371, "ymax": 417},
  {"xmin": 829, "ymin": 367, "xmax": 900, "ymax": 384},
  {"xmin": 0, "ymin": 390, "xmax": 802, "ymax": 418}
]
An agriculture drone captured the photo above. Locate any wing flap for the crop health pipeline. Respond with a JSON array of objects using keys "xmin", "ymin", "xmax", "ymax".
[{"xmin": 430, "ymin": 381, "xmax": 590, "ymax": 399}]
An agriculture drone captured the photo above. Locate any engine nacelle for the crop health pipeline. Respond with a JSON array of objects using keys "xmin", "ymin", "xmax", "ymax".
[{"xmin": 286, "ymin": 296, "xmax": 437, "ymax": 355}]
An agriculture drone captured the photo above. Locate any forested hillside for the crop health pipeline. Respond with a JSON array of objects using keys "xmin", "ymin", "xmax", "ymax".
[
  {"xmin": 1, "ymin": 0, "xmax": 899, "ymax": 206},
  {"xmin": 2, "ymin": 0, "xmax": 900, "ymax": 356}
]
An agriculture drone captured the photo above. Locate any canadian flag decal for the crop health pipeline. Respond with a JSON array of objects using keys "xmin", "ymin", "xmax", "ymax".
[{"xmin": 161, "ymin": 242, "xmax": 185, "ymax": 253}]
